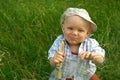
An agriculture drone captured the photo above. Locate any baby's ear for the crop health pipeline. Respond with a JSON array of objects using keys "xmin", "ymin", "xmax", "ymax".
[
  {"xmin": 61, "ymin": 25, "xmax": 64, "ymax": 32},
  {"xmin": 87, "ymin": 31, "xmax": 91, "ymax": 36}
]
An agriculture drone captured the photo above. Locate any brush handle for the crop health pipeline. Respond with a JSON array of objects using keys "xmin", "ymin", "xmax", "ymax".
[{"xmin": 55, "ymin": 40, "xmax": 64, "ymax": 80}]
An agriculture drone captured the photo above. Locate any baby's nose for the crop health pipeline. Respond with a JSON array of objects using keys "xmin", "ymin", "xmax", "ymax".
[{"xmin": 72, "ymin": 30, "xmax": 78, "ymax": 35}]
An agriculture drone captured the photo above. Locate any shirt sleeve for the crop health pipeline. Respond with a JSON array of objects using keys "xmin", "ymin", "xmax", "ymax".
[
  {"xmin": 90, "ymin": 39, "xmax": 105, "ymax": 57},
  {"xmin": 48, "ymin": 35, "xmax": 63, "ymax": 59}
]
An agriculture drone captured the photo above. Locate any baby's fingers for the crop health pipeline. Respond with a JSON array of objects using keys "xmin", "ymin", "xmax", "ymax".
[
  {"xmin": 85, "ymin": 52, "xmax": 92, "ymax": 59},
  {"xmin": 53, "ymin": 52, "xmax": 64, "ymax": 64},
  {"xmin": 54, "ymin": 57, "xmax": 63, "ymax": 64},
  {"xmin": 58, "ymin": 51, "xmax": 65, "ymax": 57},
  {"xmin": 79, "ymin": 52, "xmax": 87, "ymax": 60},
  {"xmin": 79, "ymin": 52, "xmax": 92, "ymax": 60}
]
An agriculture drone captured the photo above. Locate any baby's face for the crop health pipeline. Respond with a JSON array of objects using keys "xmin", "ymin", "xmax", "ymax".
[{"xmin": 62, "ymin": 16, "xmax": 90, "ymax": 46}]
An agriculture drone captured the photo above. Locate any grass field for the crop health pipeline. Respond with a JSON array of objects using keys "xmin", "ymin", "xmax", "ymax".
[{"xmin": 0, "ymin": 0, "xmax": 120, "ymax": 80}]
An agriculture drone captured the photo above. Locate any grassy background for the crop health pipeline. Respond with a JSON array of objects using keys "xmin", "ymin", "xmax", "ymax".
[{"xmin": 0, "ymin": 0, "xmax": 120, "ymax": 80}]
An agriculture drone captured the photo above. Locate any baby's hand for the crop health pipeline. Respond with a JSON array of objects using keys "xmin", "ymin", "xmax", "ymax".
[
  {"xmin": 79, "ymin": 52, "xmax": 94, "ymax": 60},
  {"xmin": 53, "ymin": 51, "xmax": 65, "ymax": 64},
  {"xmin": 79, "ymin": 52, "xmax": 104, "ymax": 64}
]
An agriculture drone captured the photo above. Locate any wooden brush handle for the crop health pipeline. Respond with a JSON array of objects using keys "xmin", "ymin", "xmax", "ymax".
[{"xmin": 55, "ymin": 40, "xmax": 64, "ymax": 79}]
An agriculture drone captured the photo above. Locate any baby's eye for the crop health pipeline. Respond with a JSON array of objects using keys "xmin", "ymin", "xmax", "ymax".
[
  {"xmin": 78, "ymin": 29, "xmax": 84, "ymax": 32},
  {"xmin": 67, "ymin": 27, "xmax": 73, "ymax": 30}
]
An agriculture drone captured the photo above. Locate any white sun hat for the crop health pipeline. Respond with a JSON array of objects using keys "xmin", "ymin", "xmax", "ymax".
[{"xmin": 61, "ymin": 8, "xmax": 97, "ymax": 32}]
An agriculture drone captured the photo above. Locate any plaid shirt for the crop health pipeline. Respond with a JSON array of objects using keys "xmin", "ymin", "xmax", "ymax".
[{"xmin": 48, "ymin": 34, "xmax": 105, "ymax": 80}]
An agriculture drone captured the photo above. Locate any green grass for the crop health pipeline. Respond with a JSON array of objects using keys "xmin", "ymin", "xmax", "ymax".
[{"xmin": 0, "ymin": 0, "xmax": 120, "ymax": 80}]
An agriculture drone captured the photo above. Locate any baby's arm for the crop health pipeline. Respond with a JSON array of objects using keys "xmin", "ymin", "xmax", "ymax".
[
  {"xmin": 79, "ymin": 38, "xmax": 105, "ymax": 64},
  {"xmin": 79, "ymin": 52, "xmax": 104, "ymax": 64},
  {"xmin": 49, "ymin": 51, "xmax": 65, "ymax": 67},
  {"xmin": 91, "ymin": 52, "xmax": 104, "ymax": 64}
]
